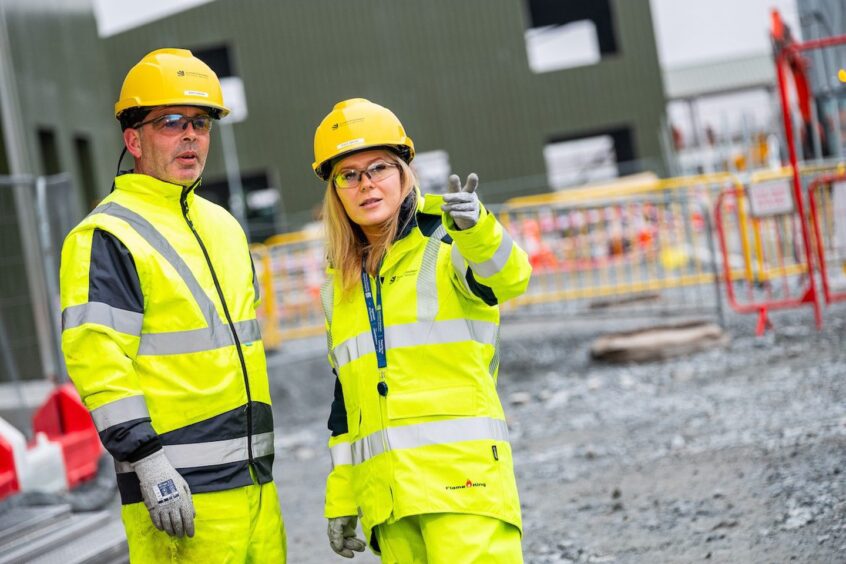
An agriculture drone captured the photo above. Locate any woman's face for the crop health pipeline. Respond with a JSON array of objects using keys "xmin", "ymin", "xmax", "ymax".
[{"xmin": 333, "ymin": 149, "xmax": 403, "ymax": 240}]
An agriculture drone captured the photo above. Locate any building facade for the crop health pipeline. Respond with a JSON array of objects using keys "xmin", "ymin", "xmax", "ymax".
[{"xmin": 0, "ymin": 0, "xmax": 667, "ymax": 381}]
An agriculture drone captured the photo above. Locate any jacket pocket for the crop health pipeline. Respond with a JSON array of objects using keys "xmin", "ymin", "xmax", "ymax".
[{"xmin": 386, "ymin": 386, "xmax": 479, "ymax": 420}]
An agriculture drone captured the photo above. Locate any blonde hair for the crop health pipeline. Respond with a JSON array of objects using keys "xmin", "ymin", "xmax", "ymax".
[{"xmin": 322, "ymin": 151, "xmax": 417, "ymax": 295}]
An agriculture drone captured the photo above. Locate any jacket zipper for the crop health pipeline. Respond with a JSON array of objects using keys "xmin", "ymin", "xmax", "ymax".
[{"xmin": 180, "ymin": 185, "xmax": 255, "ymax": 467}]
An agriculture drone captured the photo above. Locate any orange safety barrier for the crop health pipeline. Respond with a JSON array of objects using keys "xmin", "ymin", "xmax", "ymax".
[{"xmin": 498, "ymin": 177, "xmax": 727, "ymax": 322}]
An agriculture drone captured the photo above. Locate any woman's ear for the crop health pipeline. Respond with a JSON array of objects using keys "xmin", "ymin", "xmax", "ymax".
[{"xmin": 123, "ymin": 128, "xmax": 142, "ymax": 159}]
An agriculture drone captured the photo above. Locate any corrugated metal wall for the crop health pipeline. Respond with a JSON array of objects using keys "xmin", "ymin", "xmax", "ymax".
[{"xmin": 103, "ymin": 0, "xmax": 667, "ymax": 226}]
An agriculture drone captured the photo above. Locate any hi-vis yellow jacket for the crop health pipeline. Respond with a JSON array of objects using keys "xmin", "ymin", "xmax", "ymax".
[
  {"xmin": 60, "ymin": 173, "xmax": 274, "ymax": 505},
  {"xmin": 323, "ymin": 192, "xmax": 531, "ymax": 543}
]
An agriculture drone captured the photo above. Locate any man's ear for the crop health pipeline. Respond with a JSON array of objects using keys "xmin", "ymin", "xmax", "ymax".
[{"xmin": 123, "ymin": 128, "xmax": 142, "ymax": 159}]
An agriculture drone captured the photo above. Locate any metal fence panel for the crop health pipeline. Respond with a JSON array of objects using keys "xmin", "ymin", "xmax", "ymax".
[{"xmin": 0, "ymin": 174, "xmax": 79, "ymax": 383}]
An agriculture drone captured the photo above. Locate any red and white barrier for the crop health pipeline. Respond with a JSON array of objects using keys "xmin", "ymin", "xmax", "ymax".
[
  {"xmin": 0, "ymin": 416, "xmax": 67, "ymax": 499},
  {"xmin": 0, "ymin": 418, "xmax": 21, "ymax": 498},
  {"xmin": 0, "ymin": 383, "xmax": 102, "ymax": 502}
]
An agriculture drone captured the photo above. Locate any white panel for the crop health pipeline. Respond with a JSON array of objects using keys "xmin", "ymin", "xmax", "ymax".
[{"xmin": 92, "ymin": 0, "xmax": 216, "ymax": 38}]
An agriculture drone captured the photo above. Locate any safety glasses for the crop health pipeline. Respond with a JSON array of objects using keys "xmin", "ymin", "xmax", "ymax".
[
  {"xmin": 134, "ymin": 113, "xmax": 213, "ymax": 134},
  {"xmin": 334, "ymin": 161, "xmax": 399, "ymax": 189}
]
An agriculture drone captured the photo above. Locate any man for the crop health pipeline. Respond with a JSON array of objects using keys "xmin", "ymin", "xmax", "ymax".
[{"xmin": 60, "ymin": 48, "xmax": 286, "ymax": 562}]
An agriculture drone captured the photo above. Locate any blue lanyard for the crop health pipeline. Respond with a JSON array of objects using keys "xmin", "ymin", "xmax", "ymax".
[{"xmin": 361, "ymin": 259, "xmax": 387, "ymax": 369}]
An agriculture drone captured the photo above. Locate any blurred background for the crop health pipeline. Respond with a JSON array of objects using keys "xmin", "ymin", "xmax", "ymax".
[
  {"xmin": 2, "ymin": 1, "xmax": 846, "ymax": 562},
  {"xmin": 0, "ymin": 0, "xmax": 819, "ymax": 385}
]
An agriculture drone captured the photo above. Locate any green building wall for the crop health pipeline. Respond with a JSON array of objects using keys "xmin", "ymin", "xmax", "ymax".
[
  {"xmin": 0, "ymin": 0, "xmax": 666, "ymax": 381},
  {"xmin": 103, "ymin": 0, "xmax": 667, "ymax": 227}
]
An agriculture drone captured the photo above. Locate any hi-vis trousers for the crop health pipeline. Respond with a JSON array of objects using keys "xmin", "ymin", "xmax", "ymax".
[
  {"xmin": 122, "ymin": 480, "xmax": 286, "ymax": 563},
  {"xmin": 375, "ymin": 512, "xmax": 522, "ymax": 564}
]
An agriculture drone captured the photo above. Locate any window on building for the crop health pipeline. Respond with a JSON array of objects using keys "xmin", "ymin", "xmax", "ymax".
[
  {"xmin": 37, "ymin": 128, "xmax": 61, "ymax": 175},
  {"xmin": 544, "ymin": 127, "xmax": 635, "ymax": 189},
  {"xmin": 191, "ymin": 44, "xmax": 234, "ymax": 78},
  {"xmin": 73, "ymin": 134, "xmax": 98, "ymax": 210},
  {"xmin": 523, "ymin": 0, "xmax": 618, "ymax": 73}
]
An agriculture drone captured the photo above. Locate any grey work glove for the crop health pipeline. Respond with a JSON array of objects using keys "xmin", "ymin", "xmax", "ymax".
[
  {"xmin": 441, "ymin": 173, "xmax": 481, "ymax": 230},
  {"xmin": 131, "ymin": 449, "xmax": 195, "ymax": 538},
  {"xmin": 328, "ymin": 515, "xmax": 366, "ymax": 558}
]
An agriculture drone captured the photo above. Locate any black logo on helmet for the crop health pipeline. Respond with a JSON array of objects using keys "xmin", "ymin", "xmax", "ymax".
[
  {"xmin": 331, "ymin": 123, "xmax": 339, "ymax": 130},
  {"xmin": 177, "ymin": 70, "xmax": 185, "ymax": 77}
]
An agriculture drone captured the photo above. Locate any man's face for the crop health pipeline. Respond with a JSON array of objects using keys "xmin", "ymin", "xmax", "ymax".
[{"xmin": 124, "ymin": 105, "xmax": 211, "ymax": 186}]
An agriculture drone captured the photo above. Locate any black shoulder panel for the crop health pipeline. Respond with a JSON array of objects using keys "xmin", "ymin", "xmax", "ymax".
[
  {"xmin": 417, "ymin": 212, "xmax": 442, "ymax": 238},
  {"xmin": 417, "ymin": 212, "xmax": 453, "ymax": 244},
  {"xmin": 89, "ymin": 229, "xmax": 144, "ymax": 313},
  {"xmin": 466, "ymin": 267, "xmax": 498, "ymax": 306}
]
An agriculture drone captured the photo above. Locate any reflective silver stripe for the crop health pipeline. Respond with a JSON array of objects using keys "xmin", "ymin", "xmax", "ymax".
[
  {"xmin": 94, "ymin": 202, "xmax": 219, "ymax": 328},
  {"xmin": 330, "ymin": 442, "xmax": 353, "ymax": 468},
  {"xmin": 466, "ymin": 229, "xmax": 514, "ymax": 279},
  {"xmin": 333, "ymin": 318, "xmax": 498, "ymax": 368},
  {"xmin": 351, "ymin": 417, "xmax": 509, "ymax": 465},
  {"xmin": 62, "ymin": 302, "xmax": 143, "ymax": 336},
  {"xmin": 138, "ymin": 319, "xmax": 259, "ymax": 356},
  {"xmin": 450, "ymin": 245, "xmax": 473, "ymax": 293},
  {"xmin": 333, "ymin": 331, "xmax": 373, "ymax": 367},
  {"xmin": 320, "ymin": 276, "xmax": 334, "ymax": 325},
  {"xmin": 115, "ymin": 431, "xmax": 275, "ymax": 472},
  {"xmin": 417, "ymin": 225, "xmax": 445, "ymax": 322},
  {"xmin": 90, "ymin": 395, "xmax": 149, "ymax": 431},
  {"xmin": 488, "ymin": 325, "xmax": 501, "ymax": 377},
  {"xmin": 235, "ymin": 318, "xmax": 262, "ymax": 343},
  {"xmin": 321, "ymin": 275, "xmax": 339, "ymax": 368}
]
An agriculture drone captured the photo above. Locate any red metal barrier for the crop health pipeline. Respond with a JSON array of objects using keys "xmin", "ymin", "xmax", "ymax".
[
  {"xmin": 770, "ymin": 10, "xmax": 827, "ymax": 333},
  {"xmin": 31, "ymin": 383, "xmax": 101, "ymax": 488},
  {"xmin": 808, "ymin": 173, "xmax": 846, "ymax": 304},
  {"xmin": 715, "ymin": 185, "xmax": 818, "ymax": 336},
  {"xmin": 718, "ymin": 10, "xmax": 846, "ymax": 335}
]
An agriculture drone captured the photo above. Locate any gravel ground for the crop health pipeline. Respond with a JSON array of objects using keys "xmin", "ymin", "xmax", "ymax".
[
  {"xmin": 269, "ymin": 301, "xmax": 846, "ymax": 564},
  {"xmin": 3, "ymin": 297, "xmax": 841, "ymax": 563}
]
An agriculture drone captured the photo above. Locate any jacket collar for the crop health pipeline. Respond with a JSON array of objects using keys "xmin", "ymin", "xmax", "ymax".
[
  {"xmin": 395, "ymin": 190, "xmax": 419, "ymax": 241},
  {"xmin": 114, "ymin": 173, "xmax": 201, "ymax": 208}
]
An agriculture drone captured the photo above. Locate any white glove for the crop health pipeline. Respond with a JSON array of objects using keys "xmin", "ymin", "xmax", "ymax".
[
  {"xmin": 328, "ymin": 515, "xmax": 366, "ymax": 558},
  {"xmin": 442, "ymin": 173, "xmax": 481, "ymax": 230},
  {"xmin": 131, "ymin": 449, "xmax": 195, "ymax": 537}
]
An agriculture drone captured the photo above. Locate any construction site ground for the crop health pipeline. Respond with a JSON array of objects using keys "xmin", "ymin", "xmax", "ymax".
[
  {"xmin": 270, "ymin": 301, "xmax": 846, "ymax": 563},
  {"xmin": 3, "ymin": 300, "xmax": 844, "ymax": 563}
]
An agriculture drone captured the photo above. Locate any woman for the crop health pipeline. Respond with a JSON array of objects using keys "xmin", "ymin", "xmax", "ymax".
[{"xmin": 313, "ymin": 98, "xmax": 531, "ymax": 563}]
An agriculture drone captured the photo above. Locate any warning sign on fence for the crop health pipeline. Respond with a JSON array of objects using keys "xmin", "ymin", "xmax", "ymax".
[{"xmin": 747, "ymin": 180, "xmax": 795, "ymax": 217}]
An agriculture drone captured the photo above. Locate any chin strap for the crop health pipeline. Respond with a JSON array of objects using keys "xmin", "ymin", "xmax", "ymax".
[{"xmin": 109, "ymin": 147, "xmax": 129, "ymax": 194}]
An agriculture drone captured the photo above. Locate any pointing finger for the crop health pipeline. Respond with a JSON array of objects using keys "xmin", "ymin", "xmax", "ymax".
[
  {"xmin": 463, "ymin": 173, "xmax": 478, "ymax": 194},
  {"xmin": 447, "ymin": 174, "xmax": 462, "ymax": 193}
]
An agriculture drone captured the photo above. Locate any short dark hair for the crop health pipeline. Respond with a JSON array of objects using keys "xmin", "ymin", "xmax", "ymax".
[{"xmin": 117, "ymin": 107, "xmax": 152, "ymax": 131}]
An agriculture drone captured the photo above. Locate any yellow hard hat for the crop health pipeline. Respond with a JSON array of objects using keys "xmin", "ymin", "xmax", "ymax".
[
  {"xmin": 114, "ymin": 48, "xmax": 230, "ymax": 121},
  {"xmin": 312, "ymin": 98, "xmax": 415, "ymax": 180}
]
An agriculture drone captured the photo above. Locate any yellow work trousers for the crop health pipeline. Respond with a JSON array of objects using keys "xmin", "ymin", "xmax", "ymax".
[
  {"xmin": 374, "ymin": 513, "xmax": 522, "ymax": 564},
  {"xmin": 122, "ymin": 481, "xmax": 286, "ymax": 563}
]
